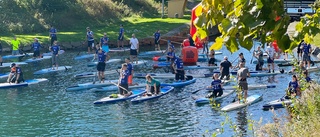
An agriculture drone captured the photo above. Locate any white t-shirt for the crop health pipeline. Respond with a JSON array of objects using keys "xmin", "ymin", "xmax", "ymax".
[
  {"xmin": 130, "ymin": 38, "xmax": 139, "ymax": 49},
  {"xmin": 266, "ymin": 46, "xmax": 275, "ymax": 58}
]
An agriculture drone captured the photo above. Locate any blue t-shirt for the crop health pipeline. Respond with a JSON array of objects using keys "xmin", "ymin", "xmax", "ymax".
[
  {"xmin": 87, "ymin": 31, "xmax": 94, "ymax": 41},
  {"xmin": 49, "ymin": 28, "xmax": 57, "ymax": 37},
  {"xmin": 303, "ymin": 43, "xmax": 311, "ymax": 54},
  {"xmin": 288, "ymin": 81, "xmax": 299, "ymax": 90},
  {"xmin": 120, "ymin": 69, "xmax": 129, "ymax": 84},
  {"xmin": 211, "ymin": 79, "xmax": 222, "ymax": 90},
  {"xmin": 167, "ymin": 51, "xmax": 175, "ymax": 61},
  {"xmin": 32, "ymin": 42, "xmax": 41, "ymax": 51},
  {"xmin": 100, "ymin": 37, "xmax": 109, "ymax": 45},
  {"xmin": 154, "ymin": 32, "xmax": 160, "ymax": 40},
  {"xmin": 174, "ymin": 58, "xmax": 183, "ymax": 69},
  {"xmin": 306, "ymin": 76, "xmax": 311, "ymax": 82},
  {"xmin": 119, "ymin": 28, "xmax": 124, "ymax": 37},
  {"xmin": 127, "ymin": 63, "xmax": 133, "ymax": 75},
  {"xmin": 97, "ymin": 51, "xmax": 107, "ymax": 62},
  {"xmin": 15, "ymin": 67, "xmax": 22, "ymax": 74},
  {"xmin": 51, "ymin": 45, "xmax": 60, "ymax": 55}
]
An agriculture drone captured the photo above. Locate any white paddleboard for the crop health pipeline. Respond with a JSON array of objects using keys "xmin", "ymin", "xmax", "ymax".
[
  {"xmin": 221, "ymin": 94, "xmax": 263, "ymax": 111},
  {"xmin": 33, "ymin": 66, "xmax": 72, "ymax": 75},
  {"xmin": 25, "ymin": 56, "xmax": 52, "ymax": 63},
  {"xmin": 0, "ymin": 62, "xmax": 28, "ymax": 68}
]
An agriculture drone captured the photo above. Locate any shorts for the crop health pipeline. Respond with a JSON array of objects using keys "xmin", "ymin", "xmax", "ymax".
[
  {"xmin": 119, "ymin": 83, "xmax": 129, "ymax": 95},
  {"xmin": 302, "ymin": 53, "xmax": 311, "ymax": 61},
  {"xmin": 130, "ymin": 49, "xmax": 138, "ymax": 56},
  {"xmin": 220, "ymin": 72, "xmax": 230, "ymax": 80},
  {"xmin": 256, "ymin": 61, "xmax": 264, "ymax": 71},
  {"xmin": 97, "ymin": 62, "xmax": 106, "ymax": 71},
  {"xmin": 155, "ymin": 39, "xmax": 159, "ymax": 45},
  {"xmin": 238, "ymin": 82, "xmax": 248, "ymax": 90},
  {"xmin": 267, "ymin": 57, "xmax": 274, "ymax": 63},
  {"xmin": 128, "ymin": 75, "xmax": 133, "ymax": 84},
  {"xmin": 118, "ymin": 35, "xmax": 123, "ymax": 41},
  {"xmin": 88, "ymin": 40, "xmax": 94, "ymax": 48},
  {"xmin": 150, "ymin": 85, "xmax": 160, "ymax": 94},
  {"xmin": 297, "ymin": 47, "xmax": 302, "ymax": 54},
  {"xmin": 12, "ymin": 50, "xmax": 19, "ymax": 55},
  {"xmin": 102, "ymin": 45, "xmax": 109, "ymax": 53},
  {"xmin": 33, "ymin": 50, "xmax": 40, "ymax": 57},
  {"xmin": 208, "ymin": 58, "xmax": 215, "ymax": 65},
  {"xmin": 175, "ymin": 69, "xmax": 185, "ymax": 81},
  {"xmin": 52, "ymin": 55, "xmax": 59, "ymax": 65}
]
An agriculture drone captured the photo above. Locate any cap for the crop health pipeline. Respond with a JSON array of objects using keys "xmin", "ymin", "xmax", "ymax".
[{"xmin": 10, "ymin": 63, "xmax": 16, "ymax": 68}]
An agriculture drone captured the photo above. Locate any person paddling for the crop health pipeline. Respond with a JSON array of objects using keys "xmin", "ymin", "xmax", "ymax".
[
  {"xmin": 206, "ymin": 73, "xmax": 224, "ymax": 98},
  {"xmin": 254, "ymin": 46, "xmax": 266, "ymax": 71},
  {"xmin": 145, "ymin": 74, "xmax": 161, "ymax": 95},
  {"xmin": 86, "ymin": 27, "xmax": 94, "ymax": 54},
  {"xmin": 125, "ymin": 58, "xmax": 136, "ymax": 86},
  {"xmin": 118, "ymin": 63, "xmax": 132, "ymax": 96},
  {"xmin": 7, "ymin": 63, "xmax": 24, "ymax": 84},
  {"xmin": 172, "ymin": 55, "xmax": 185, "ymax": 81},
  {"xmin": 95, "ymin": 47, "xmax": 108, "ymax": 83},
  {"xmin": 50, "ymin": 41, "xmax": 60, "ymax": 70},
  {"xmin": 208, "ymin": 50, "xmax": 216, "ymax": 66},
  {"xmin": 237, "ymin": 63, "xmax": 250, "ymax": 102},
  {"xmin": 235, "ymin": 53, "xmax": 246, "ymax": 69},
  {"xmin": 100, "ymin": 33, "xmax": 109, "ymax": 54},
  {"xmin": 31, "ymin": 38, "xmax": 43, "ymax": 59},
  {"xmin": 129, "ymin": 34, "xmax": 139, "ymax": 64},
  {"xmin": 154, "ymin": 29, "xmax": 161, "ymax": 51},
  {"xmin": 301, "ymin": 41, "xmax": 312, "ymax": 68},
  {"xmin": 285, "ymin": 75, "xmax": 300, "ymax": 99},
  {"xmin": 219, "ymin": 56, "xmax": 232, "ymax": 80},
  {"xmin": 166, "ymin": 47, "xmax": 175, "ymax": 73}
]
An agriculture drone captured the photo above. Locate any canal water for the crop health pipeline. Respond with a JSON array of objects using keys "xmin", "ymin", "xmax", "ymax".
[{"xmin": 0, "ymin": 43, "xmax": 318, "ymax": 136}]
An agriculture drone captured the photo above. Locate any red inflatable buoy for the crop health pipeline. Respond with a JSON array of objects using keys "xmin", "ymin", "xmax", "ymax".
[
  {"xmin": 182, "ymin": 46, "xmax": 198, "ymax": 65},
  {"xmin": 182, "ymin": 39, "xmax": 190, "ymax": 47},
  {"xmin": 153, "ymin": 56, "xmax": 161, "ymax": 61}
]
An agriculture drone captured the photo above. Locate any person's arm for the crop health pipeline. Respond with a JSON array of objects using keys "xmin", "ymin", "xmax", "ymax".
[
  {"xmin": 172, "ymin": 61, "xmax": 177, "ymax": 73},
  {"xmin": 15, "ymin": 73, "xmax": 20, "ymax": 84},
  {"xmin": 136, "ymin": 39, "xmax": 139, "ymax": 52},
  {"xmin": 247, "ymin": 70, "xmax": 250, "ymax": 77},
  {"xmin": 153, "ymin": 83, "xmax": 157, "ymax": 94},
  {"xmin": 7, "ymin": 73, "xmax": 12, "ymax": 83}
]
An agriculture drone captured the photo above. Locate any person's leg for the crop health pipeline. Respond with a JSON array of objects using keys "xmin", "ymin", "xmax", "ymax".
[
  {"xmin": 244, "ymin": 82, "xmax": 248, "ymax": 100},
  {"xmin": 55, "ymin": 56, "xmax": 59, "ymax": 69},
  {"xmin": 150, "ymin": 86, "xmax": 155, "ymax": 94},
  {"xmin": 119, "ymin": 87, "xmax": 124, "ymax": 95},
  {"xmin": 117, "ymin": 40, "xmax": 120, "ymax": 48},
  {"xmin": 135, "ymin": 55, "xmax": 138, "ymax": 64},
  {"xmin": 156, "ymin": 85, "xmax": 160, "ymax": 94},
  {"xmin": 52, "ymin": 56, "xmax": 55, "ymax": 69},
  {"xmin": 217, "ymin": 89, "xmax": 223, "ymax": 97}
]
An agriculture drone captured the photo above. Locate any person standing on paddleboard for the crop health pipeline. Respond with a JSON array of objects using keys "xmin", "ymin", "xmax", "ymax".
[
  {"xmin": 100, "ymin": 33, "xmax": 109, "ymax": 54},
  {"xmin": 254, "ymin": 46, "xmax": 265, "ymax": 71},
  {"xmin": 125, "ymin": 58, "xmax": 135, "ymax": 86},
  {"xmin": 297, "ymin": 40, "xmax": 304, "ymax": 61},
  {"xmin": 234, "ymin": 53, "xmax": 246, "ymax": 69},
  {"xmin": 118, "ymin": 63, "xmax": 131, "ymax": 96},
  {"xmin": 206, "ymin": 73, "xmax": 224, "ymax": 98},
  {"xmin": 166, "ymin": 47, "xmax": 175, "ymax": 73},
  {"xmin": 117, "ymin": 24, "xmax": 124, "ymax": 49},
  {"xmin": 96, "ymin": 47, "xmax": 108, "ymax": 83},
  {"xmin": 237, "ymin": 63, "xmax": 250, "ymax": 102},
  {"xmin": 266, "ymin": 43, "xmax": 276, "ymax": 73},
  {"xmin": 129, "ymin": 34, "xmax": 139, "ymax": 64},
  {"xmin": 86, "ymin": 27, "xmax": 94, "ymax": 54},
  {"xmin": 50, "ymin": 41, "xmax": 60, "ymax": 70},
  {"xmin": 173, "ymin": 55, "xmax": 185, "ymax": 81},
  {"xmin": 31, "ymin": 38, "xmax": 43, "ymax": 59},
  {"xmin": 11, "ymin": 36, "xmax": 21, "ymax": 55},
  {"xmin": 208, "ymin": 50, "xmax": 216, "ymax": 66},
  {"xmin": 301, "ymin": 41, "xmax": 312, "ymax": 69},
  {"xmin": 145, "ymin": 74, "xmax": 161, "ymax": 95},
  {"xmin": 219, "ymin": 56, "xmax": 232, "ymax": 80},
  {"xmin": 49, "ymin": 25, "xmax": 57, "ymax": 47},
  {"xmin": 154, "ymin": 29, "xmax": 161, "ymax": 51},
  {"xmin": 7, "ymin": 63, "xmax": 24, "ymax": 84}
]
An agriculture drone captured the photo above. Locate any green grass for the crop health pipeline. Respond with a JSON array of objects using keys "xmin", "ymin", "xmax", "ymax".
[{"xmin": 0, "ymin": 16, "xmax": 190, "ymax": 47}]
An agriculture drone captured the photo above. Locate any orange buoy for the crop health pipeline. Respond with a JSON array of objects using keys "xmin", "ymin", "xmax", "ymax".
[
  {"xmin": 182, "ymin": 46, "xmax": 198, "ymax": 65},
  {"xmin": 272, "ymin": 40, "xmax": 280, "ymax": 52},
  {"xmin": 182, "ymin": 39, "xmax": 190, "ymax": 47},
  {"xmin": 153, "ymin": 56, "xmax": 161, "ymax": 61}
]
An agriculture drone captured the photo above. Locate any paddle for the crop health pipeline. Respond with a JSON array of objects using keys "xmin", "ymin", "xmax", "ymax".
[
  {"xmin": 192, "ymin": 87, "xmax": 207, "ymax": 94},
  {"xmin": 250, "ymin": 43, "xmax": 256, "ymax": 64},
  {"xmin": 64, "ymin": 66, "xmax": 69, "ymax": 71},
  {"xmin": 92, "ymin": 72, "xmax": 97, "ymax": 84}
]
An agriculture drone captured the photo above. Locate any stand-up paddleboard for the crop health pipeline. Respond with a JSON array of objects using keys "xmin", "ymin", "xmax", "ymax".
[
  {"xmin": 87, "ymin": 59, "xmax": 122, "ymax": 67},
  {"xmin": 74, "ymin": 54, "xmax": 95, "ymax": 60},
  {"xmin": 133, "ymin": 73, "xmax": 212, "ymax": 79},
  {"xmin": 139, "ymin": 50, "xmax": 166, "ymax": 56},
  {"xmin": 90, "ymin": 84, "xmax": 145, "ymax": 92},
  {"xmin": 131, "ymin": 86, "xmax": 174, "ymax": 103},
  {"xmin": 194, "ymin": 90, "xmax": 235, "ymax": 104},
  {"xmin": 66, "ymin": 80, "xmax": 119, "ymax": 91},
  {"xmin": 288, "ymin": 66, "xmax": 320, "ymax": 73},
  {"xmin": 198, "ymin": 51, "xmax": 222, "ymax": 56},
  {"xmin": 262, "ymin": 98, "xmax": 293, "ymax": 110},
  {"xmin": 160, "ymin": 78, "xmax": 196, "ymax": 87},
  {"xmin": 0, "ymin": 78, "xmax": 48, "ymax": 89},
  {"xmin": 184, "ymin": 65, "xmax": 219, "ymax": 70},
  {"xmin": 221, "ymin": 94, "xmax": 263, "ymax": 111},
  {"xmin": 0, "ymin": 62, "xmax": 28, "ymax": 68},
  {"xmin": 207, "ymin": 84, "xmax": 276, "ymax": 91},
  {"xmin": 42, "ymin": 50, "xmax": 65, "ymax": 56},
  {"xmin": 93, "ymin": 89, "xmax": 146, "ymax": 104},
  {"xmin": 24, "ymin": 56, "xmax": 52, "ymax": 63},
  {"xmin": 33, "ymin": 66, "xmax": 72, "ymax": 75},
  {"xmin": 74, "ymin": 70, "xmax": 119, "ymax": 79},
  {"xmin": 253, "ymin": 59, "xmax": 293, "ymax": 64},
  {"xmin": 2, "ymin": 54, "xmax": 26, "ymax": 59},
  {"xmin": 0, "ymin": 73, "xmax": 10, "ymax": 79},
  {"xmin": 109, "ymin": 47, "xmax": 130, "ymax": 52}
]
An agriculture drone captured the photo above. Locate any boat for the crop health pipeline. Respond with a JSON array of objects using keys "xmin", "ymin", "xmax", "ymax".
[
  {"xmin": 194, "ymin": 90, "xmax": 235, "ymax": 104},
  {"xmin": 87, "ymin": 59, "xmax": 122, "ymax": 67},
  {"xmin": 131, "ymin": 86, "xmax": 174, "ymax": 103},
  {"xmin": 0, "ymin": 73, "xmax": 10, "ymax": 79},
  {"xmin": 0, "ymin": 78, "xmax": 48, "ymax": 89},
  {"xmin": 0, "ymin": 62, "xmax": 28, "ymax": 68},
  {"xmin": 221, "ymin": 94, "xmax": 263, "ymax": 111},
  {"xmin": 160, "ymin": 78, "xmax": 196, "ymax": 87},
  {"xmin": 65, "ymin": 80, "xmax": 119, "ymax": 91},
  {"xmin": 139, "ymin": 50, "xmax": 166, "ymax": 56},
  {"xmin": 33, "ymin": 66, "xmax": 73, "ymax": 75},
  {"xmin": 73, "ymin": 70, "xmax": 119, "ymax": 79},
  {"xmin": 262, "ymin": 98, "xmax": 293, "ymax": 110},
  {"xmin": 90, "ymin": 84, "xmax": 145, "ymax": 92},
  {"xmin": 74, "ymin": 54, "xmax": 94, "ymax": 60},
  {"xmin": 207, "ymin": 84, "xmax": 276, "ymax": 90},
  {"xmin": 42, "ymin": 50, "xmax": 65, "ymax": 56},
  {"xmin": 93, "ymin": 89, "xmax": 146, "ymax": 104},
  {"xmin": 109, "ymin": 47, "xmax": 130, "ymax": 52},
  {"xmin": 24, "ymin": 56, "xmax": 52, "ymax": 63}
]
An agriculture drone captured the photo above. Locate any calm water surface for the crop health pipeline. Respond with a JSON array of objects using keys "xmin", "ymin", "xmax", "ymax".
[{"xmin": 0, "ymin": 44, "xmax": 318, "ymax": 136}]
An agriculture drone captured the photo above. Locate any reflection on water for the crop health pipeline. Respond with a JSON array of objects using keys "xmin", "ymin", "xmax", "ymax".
[{"xmin": 236, "ymin": 109, "xmax": 248, "ymax": 136}]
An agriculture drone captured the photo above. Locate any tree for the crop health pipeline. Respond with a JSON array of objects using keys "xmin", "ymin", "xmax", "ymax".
[{"xmin": 194, "ymin": 0, "xmax": 320, "ymax": 53}]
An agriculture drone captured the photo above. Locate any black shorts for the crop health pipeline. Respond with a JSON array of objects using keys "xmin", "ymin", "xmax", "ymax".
[
  {"xmin": 208, "ymin": 58, "xmax": 215, "ymax": 64},
  {"xmin": 175, "ymin": 69, "xmax": 185, "ymax": 81},
  {"xmin": 297, "ymin": 48, "xmax": 302, "ymax": 54},
  {"xmin": 267, "ymin": 57, "xmax": 274, "ymax": 63},
  {"xmin": 97, "ymin": 62, "xmax": 106, "ymax": 71},
  {"xmin": 33, "ymin": 50, "xmax": 40, "ymax": 57},
  {"xmin": 150, "ymin": 85, "xmax": 161, "ymax": 94},
  {"xmin": 119, "ymin": 83, "xmax": 129, "ymax": 95},
  {"xmin": 88, "ymin": 40, "xmax": 94, "ymax": 47},
  {"xmin": 130, "ymin": 49, "xmax": 138, "ymax": 56},
  {"xmin": 302, "ymin": 53, "xmax": 311, "ymax": 61},
  {"xmin": 118, "ymin": 35, "xmax": 123, "ymax": 41},
  {"xmin": 155, "ymin": 39, "xmax": 159, "ymax": 44}
]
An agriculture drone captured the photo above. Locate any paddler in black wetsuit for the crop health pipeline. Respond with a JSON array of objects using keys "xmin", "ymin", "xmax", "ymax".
[{"xmin": 219, "ymin": 56, "xmax": 232, "ymax": 80}]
